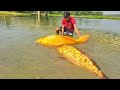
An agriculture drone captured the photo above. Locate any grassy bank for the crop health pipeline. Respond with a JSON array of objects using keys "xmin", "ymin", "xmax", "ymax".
[
  {"xmin": 1, "ymin": 12, "xmax": 120, "ymax": 20},
  {"xmin": 0, "ymin": 11, "xmax": 31, "ymax": 16},
  {"xmin": 48, "ymin": 14, "xmax": 120, "ymax": 20}
]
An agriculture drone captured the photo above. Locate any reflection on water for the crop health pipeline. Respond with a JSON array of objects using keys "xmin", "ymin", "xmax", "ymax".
[
  {"xmin": 0, "ymin": 15, "xmax": 120, "ymax": 79},
  {"xmin": 37, "ymin": 15, "xmax": 50, "ymax": 25},
  {"xmin": 77, "ymin": 18, "xmax": 120, "ymax": 33},
  {"xmin": 77, "ymin": 18, "xmax": 102, "ymax": 26}
]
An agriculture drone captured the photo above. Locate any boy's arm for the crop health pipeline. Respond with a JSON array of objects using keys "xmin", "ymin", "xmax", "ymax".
[
  {"xmin": 71, "ymin": 17, "xmax": 81, "ymax": 37},
  {"xmin": 61, "ymin": 18, "xmax": 65, "ymax": 36},
  {"xmin": 74, "ymin": 24, "xmax": 81, "ymax": 37},
  {"xmin": 62, "ymin": 25, "xmax": 64, "ymax": 36}
]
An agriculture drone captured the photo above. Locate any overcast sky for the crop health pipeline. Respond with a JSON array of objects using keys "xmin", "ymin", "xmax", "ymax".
[{"xmin": 102, "ymin": 11, "xmax": 120, "ymax": 15}]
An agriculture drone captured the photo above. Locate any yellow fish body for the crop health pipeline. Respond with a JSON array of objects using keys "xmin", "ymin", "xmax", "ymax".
[
  {"xmin": 57, "ymin": 45, "xmax": 108, "ymax": 79},
  {"xmin": 36, "ymin": 34, "xmax": 90, "ymax": 47},
  {"xmin": 35, "ymin": 34, "xmax": 108, "ymax": 79}
]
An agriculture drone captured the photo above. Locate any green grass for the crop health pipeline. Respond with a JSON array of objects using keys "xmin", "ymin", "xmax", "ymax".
[
  {"xmin": 0, "ymin": 11, "xmax": 31, "ymax": 16},
  {"xmin": 1, "ymin": 12, "xmax": 120, "ymax": 20},
  {"xmin": 48, "ymin": 14, "xmax": 120, "ymax": 20}
]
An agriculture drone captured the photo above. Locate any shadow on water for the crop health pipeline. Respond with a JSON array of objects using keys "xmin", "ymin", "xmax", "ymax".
[{"xmin": 0, "ymin": 15, "xmax": 120, "ymax": 79}]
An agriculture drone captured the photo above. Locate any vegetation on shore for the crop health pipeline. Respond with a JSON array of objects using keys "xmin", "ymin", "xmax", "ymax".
[
  {"xmin": 48, "ymin": 14, "xmax": 120, "ymax": 20},
  {"xmin": 0, "ymin": 11, "xmax": 120, "ymax": 20},
  {"xmin": 0, "ymin": 11, "xmax": 31, "ymax": 16}
]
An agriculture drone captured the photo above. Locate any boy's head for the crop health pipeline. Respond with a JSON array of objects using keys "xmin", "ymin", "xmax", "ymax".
[{"xmin": 64, "ymin": 11, "xmax": 70, "ymax": 21}]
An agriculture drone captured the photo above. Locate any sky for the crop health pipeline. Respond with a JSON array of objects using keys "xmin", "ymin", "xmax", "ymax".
[{"xmin": 102, "ymin": 11, "xmax": 120, "ymax": 15}]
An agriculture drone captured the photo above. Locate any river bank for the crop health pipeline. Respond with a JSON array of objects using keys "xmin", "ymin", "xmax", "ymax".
[
  {"xmin": 1, "ymin": 11, "xmax": 120, "ymax": 20},
  {"xmin": 48, "ymin": 14, "xmax": 120, "ymax": 20},
  {"xmin": 0, "ymin": 11, "xmax": 31, "ymax": 16}
]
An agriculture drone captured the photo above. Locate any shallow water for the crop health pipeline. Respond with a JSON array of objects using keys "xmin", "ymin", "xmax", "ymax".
[{"xmin": 0, "ymin": 15, "xmax": 120, "ymax": 79}]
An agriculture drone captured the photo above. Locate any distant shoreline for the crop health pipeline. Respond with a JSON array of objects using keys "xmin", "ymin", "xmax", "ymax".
[
  {"xmin": 48, "ymin": 14, "xmax": 120, "ymax": 20},
  {"xmin": 104, "ymin": 14, "xmax": 120, "ymax": 17},
  {"xmin": 0, "ymin": 11, "xmax": 120, "ymax": 20},
  {"xmin": 0, "ymin": 11, "xmax": 31, "ymax": 16}
]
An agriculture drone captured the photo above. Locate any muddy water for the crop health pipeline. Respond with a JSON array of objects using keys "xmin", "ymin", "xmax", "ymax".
[{"xmin": 0, "ymin": 15, "xmax": 120, "ymax": 79}]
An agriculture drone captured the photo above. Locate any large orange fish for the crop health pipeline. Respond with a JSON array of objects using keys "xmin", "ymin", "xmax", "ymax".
[
  {"xmin": 36, "ymin": 34, "xmax": 90, "ymax": 47},
  {"xmin": 35, "ymin": 34, "xmax": 108, "ymax": 79},
  {"xmin": 57, "ymin": 45, "xmax": 108, "ymax": 79}
]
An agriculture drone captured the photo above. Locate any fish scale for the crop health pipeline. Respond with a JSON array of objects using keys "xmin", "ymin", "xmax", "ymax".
[
  {"xmin": 35, "ymin": 34, "xmax": 108, "ymax": 79},
  {"xmin": 57, "ymin": 45, "xmax": 108, "ymax": 79},
  {"xmin": 36, "ymin": 34, "xmax": 90, "ymax": 47}
]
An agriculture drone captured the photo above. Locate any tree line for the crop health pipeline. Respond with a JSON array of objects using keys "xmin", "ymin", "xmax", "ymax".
[
  {"xmin": 16, "ymin": 11, "xmax": 103, "ymax": 16},
  {"xmin": 48, "ymin": 11, "xmax": 103, "ymax": 16}
]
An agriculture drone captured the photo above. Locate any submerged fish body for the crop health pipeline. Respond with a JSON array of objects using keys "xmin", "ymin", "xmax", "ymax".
[
  {"xmin": 35, "ymin": 34, "xmax": 108, "ymax": 79},
  {"xmin": 36, "ymin": 34, "xmax": 90, "ymax": 47},
  {"xmin": 57, "ymin": 45, "xmax": 107, "ymax": 79}
]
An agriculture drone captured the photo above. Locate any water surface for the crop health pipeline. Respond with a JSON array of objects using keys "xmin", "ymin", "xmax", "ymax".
[{"xmin": 0, "ymin": 15, "xmax": 120, "ymax": 79}]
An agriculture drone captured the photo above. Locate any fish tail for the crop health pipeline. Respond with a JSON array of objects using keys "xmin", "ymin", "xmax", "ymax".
[
  {"xmin": 97, "ymin": 70, "xmax": 108, "ymax": 79},
  {"xmin": 57, "ymin": 45, "xmax": 108, "ymax": 79}
]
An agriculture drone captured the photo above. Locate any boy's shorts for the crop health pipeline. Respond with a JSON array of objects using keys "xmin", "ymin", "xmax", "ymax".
[{"xmin": 59, "ymin": 26, "xmax": 74, "ymax": 36}]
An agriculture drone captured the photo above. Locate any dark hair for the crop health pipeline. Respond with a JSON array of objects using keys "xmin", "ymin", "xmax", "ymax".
[{"xmin": 64, "ymin": 11, "xmax": 70, "ymax": 18}]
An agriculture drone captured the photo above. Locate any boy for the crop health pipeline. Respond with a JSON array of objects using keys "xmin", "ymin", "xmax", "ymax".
[{"xmin": 56, "ymin": 11, "xmax": 81, "ymax": 37}]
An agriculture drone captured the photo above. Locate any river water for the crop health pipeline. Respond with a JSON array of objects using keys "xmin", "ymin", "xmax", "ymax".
[{"xmin": 0, "ymin": 15, "xmax": 120, "ymax": 79}]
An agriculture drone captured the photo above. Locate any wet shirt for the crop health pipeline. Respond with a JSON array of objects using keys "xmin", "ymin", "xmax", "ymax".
[{"xmin": 62, "ymin": 16, "xmax": 76, "ymax": 32}]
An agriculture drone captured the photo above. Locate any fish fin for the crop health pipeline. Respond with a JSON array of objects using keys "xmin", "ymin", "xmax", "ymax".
[{"xmin": 76, "ymin": 34, "xmax": 90, "ymax": 43}]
